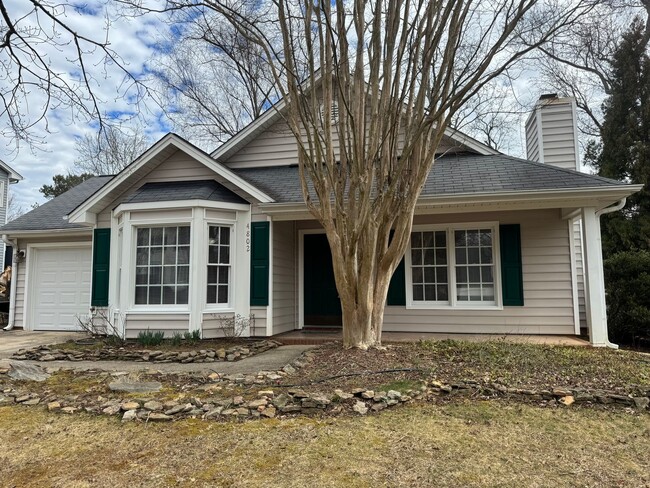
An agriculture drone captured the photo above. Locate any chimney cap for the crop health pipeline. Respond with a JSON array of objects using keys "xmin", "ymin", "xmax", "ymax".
[{"xmin": 539, "ymin": 93, "xmax": 558, "ymax": 100}]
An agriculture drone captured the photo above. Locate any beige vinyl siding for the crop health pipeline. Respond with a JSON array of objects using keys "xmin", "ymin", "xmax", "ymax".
[
  {"xmin": 272, "ymin": 220, "xmax": 296, "ymax": 334},
  {"xmin": 124, "ymin": 313, "xmax": 190, "ymax": 339},
  {"xmin": 249, "ymin": 307, "xmax": 267, "ymax": 337},
  {"xmin": 525, "ymin": 99, "xmax": 579, "ymax": 171},
  {"xmin": 201, "ymin": 312, "xmax": 240, "ymax": 338},
  {"xmin": 13, "ymin": 234, "xmax": 92, "ymax": 329},
  {"xmin": 97, "ymin": 150, "xmax": 220, "ymax": 227},
  {"xmin": 382, "ymin": 209, "xmax": 576, "ymax": 334},
  {"xmin": 222, "ymin": 118, "xmax": 460, "ymax": 169}
]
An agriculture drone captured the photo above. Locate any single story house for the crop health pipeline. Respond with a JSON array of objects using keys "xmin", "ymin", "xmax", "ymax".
[{"xmin": 0, "ymin": 95, "xmax": 641, "ymax": 346}]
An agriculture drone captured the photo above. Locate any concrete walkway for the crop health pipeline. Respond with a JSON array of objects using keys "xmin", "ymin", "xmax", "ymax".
[
  {"xmin": 2, "ymin": 345, "xmax": 313, "ymax": 375},
  {"xmin": 0, "ymin": 330, "xmax": 88, "ymax": 359}
]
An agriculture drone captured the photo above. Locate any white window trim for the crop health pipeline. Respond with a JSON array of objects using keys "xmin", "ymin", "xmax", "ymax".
[
  {"xmin": 0, "ymin": 180, "xmax": 5, "ymax": 208},
  {"xmin": 405, "ymin": 221, "xmax": 503, "ymax": 310},
  {"xmin": 204, "ymin": 222, "xmax": 236, "ymax": 313}
]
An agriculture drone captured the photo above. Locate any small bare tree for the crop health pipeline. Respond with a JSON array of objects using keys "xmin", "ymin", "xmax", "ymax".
[
  {"xmin": 74, "ymin": 125, "xmax": 149, "ymax": 175},
  {"xmin": 6, "ymin": 191, "xmax": 25, "ymax": 222},
  {"xmin": 125, "ymin": 0, "xmax": 600, "ymax": 349}
]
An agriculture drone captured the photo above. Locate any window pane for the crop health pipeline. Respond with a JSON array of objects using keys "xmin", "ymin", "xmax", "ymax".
[
  {"xmin": 177, "ymin": 286, "xmax": 189, "ymax": 304},
  {"xmin": 148, "ymin": 286, "xmax": 162, "ymax": 304},
  {"xmin": 137, "ymin": 228, "xmax": 149, "ymax": 246},
  {"xmin": 480, "ymin": 230, "xmax": 492, "ymax": 246},
  {"xmin": 150, "ymin": 247, "xmax": 162, "ymax": 265},
  {"xmin": 413, "ymin": 285, "xmax": 424, "ymax": 301},
  {"xmin": 467, "ymin": 230, "xmax": 480, "ymax": 246},
  {"xmin": 162, "ymin": 286, "xmax": 176, "ymax": 304},
  {"xmin": 209, "ymin": 226, "xmax": 220, "ymax": 243},
  {"xmin": 411, "ymin": 249, "xmax": 422, "ymax": 265},
  {"xmin": 469, "ymin": 284, "xmax": 482, "ymax": 301},
  {"xmin": 163, "ymin": 247, "xmax": 176, "ymax": 265},
  {"xmin": 177, "ymin": 246, "xmax": 190, "ymax": 265},
  {"xmin": 209, "ymin": 246, "xmax": 219, "ymax": 264},
  {"xmin": 435, "ymin": 249, "xmax": 447, "ymax": 265},
  {"xmin": 481, "ymin": 267, "xmax": 493, "ymax": 283},
  {"xmin": 151, "ymin": 228, "xmax": 163, "ymax": 246},
  {"xmin": 422, "ymin": 232, "xmax": 434, "ymax": 248},
  {"xmin": 220, "ymin": 246, "xmax": 230, "ymax": 264},
  {"xmin": 411, "ymin": 232, "xmax": 422, "ymax": 248},
  {"xmin": 436, "ymin": 267, "xmax": 448, "ymax": 284},
  {"xmin": 456, "ymin": 267, "xmax": 467, "ymax": 283},
  {"xmin": 149, "ymin": 266, "xmax": 161, "ymax": 285},
  {"xmin": 163, "ymin": 266, "xmax": 176, "ymax": 284},
  {"xmin": 220, "ymin": 227, "xmax": 230, "ymax": 245},
  {"xmin": 136, "ymin": 248, "xmax": 148, "ymax": 266},
  {"xmin": 206, "ymin": 285, "xmax": 217, "ymax": 303},
  {"xmin": 178, "ymin": 226, "xmax": 190, "ymax": 245},
  {"xmin": 468, "ymin": 266, "xmax": 481, "ymax": 283},
  {"xmin": 218, "ymin": 267, "xmax": 229, "ymax": 284},
  {"xmin": 135, "ymin": 267, "xmax": 147, "ymax": 285},
  {"xmin": 468, "ymin": 247, "xmax": 480, "ymax": 264},
  {"xmin": 457, "ymin": 285, "xmax": 469, "ymax": 301},
  {"xmin": 482, "ymin": 285, "xmax": 495, "ymax": 302},
  {"xmin": 423, "ymin": 249, "xmax": 434, "ymax": 265},
  {"xmin": 412, "ymin": 267, "xmax": 423, "ymax": 284},
  {"xmin": 177, "ymin": 266, "xmax": 189, "ymax": 285},
  {"xmin": 164, "ymin": 227, "xmax": 177, "ymax": 246},
  {"xmin": 217, "ymin": 285, "xmax": 228, "ymax": 304},
  {"xmin": 135, "ymin": 286, "xmax": 147, "ymax": 304},
  {"xmin": 456, "ymin": 248, "xmax": 466, "ymax": 265},
  {"xmin": 437, "ymin": 285, "xmax": 449, "ymax": 301},
  {"xmin": 207, "ymin": 266, "xmax": 218, "ymax": 284}
]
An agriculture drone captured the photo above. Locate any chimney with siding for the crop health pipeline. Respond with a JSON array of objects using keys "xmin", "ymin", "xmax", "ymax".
[{"xmin": 525, "ymin": 94, "xmax": 586, "ymax": 335}]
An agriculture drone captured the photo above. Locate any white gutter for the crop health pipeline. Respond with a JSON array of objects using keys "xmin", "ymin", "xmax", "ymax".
[
  {"xmin": 1, "ymin": 235, "xmax": 17, "ymax": 331},
  {"xmin": 594, "ymin": 197, "xmax": 627, "ymax": 349}
]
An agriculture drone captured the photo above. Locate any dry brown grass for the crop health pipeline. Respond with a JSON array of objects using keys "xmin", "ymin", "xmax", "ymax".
[{"xmin": 0, "ymin": 401, "xmax": 648, "ymax": 487}]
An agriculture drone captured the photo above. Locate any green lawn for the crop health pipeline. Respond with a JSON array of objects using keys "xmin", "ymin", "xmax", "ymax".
[{"xmin": 1, "ymin": 401, "xmax": 648, "ymax": 487}]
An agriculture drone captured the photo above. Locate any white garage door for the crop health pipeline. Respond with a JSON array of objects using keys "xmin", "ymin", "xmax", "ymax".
[{"xmin": 30, "ymin": 247, "xmax": 92, "ymax": 331}]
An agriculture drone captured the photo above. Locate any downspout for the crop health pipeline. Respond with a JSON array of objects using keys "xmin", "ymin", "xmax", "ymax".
[
  {"xmin": 1, "ymin": 235, "xmax": 18, "ymax": 331},
  {"xmin": 594, "ymin": 198, "xmax": 626, "ymax": 349}
]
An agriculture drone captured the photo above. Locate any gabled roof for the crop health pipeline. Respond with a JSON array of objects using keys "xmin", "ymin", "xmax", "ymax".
[
  {"xmin": 0, "ymin": 177, "xmax": 111, "ymax": 232},
  {"xmin": 233, "ymin": 153, "xmax": 631, "ymax": 203},
  {"xmin": 122, "ymin": 180, "xmax": 248, "ymax": 205},
  {"xmin": 210, "ymin": 97, "xmax": 500, "ymax": 163},
  {"xmin": 0, "ymin": 159, "xmax": 24, "ymax": 183},
  {"xmin": 67, "ymin": 133, "xmax": 274, "ymax": 225}
]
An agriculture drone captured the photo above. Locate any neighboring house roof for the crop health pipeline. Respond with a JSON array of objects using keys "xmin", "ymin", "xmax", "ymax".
[
  {"xmin": 122, "ymin": 180, "xmax": 248, "ymax": 205},
  {"xmin": 232, "ymin": 153, "xmax": 628, "ymax": 203},
  {"xmin": 0, "ymin": 176, "xmax": 111, "ymax": 232},
  {"xmin": 0, "ymin": 159, "xmax": 24, "ymax": 183}
]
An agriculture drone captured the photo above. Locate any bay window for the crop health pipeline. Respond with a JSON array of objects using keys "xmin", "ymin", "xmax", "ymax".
[{"xmin": 207, "ymin": 225, "xmax": 231, "ymax": 305}]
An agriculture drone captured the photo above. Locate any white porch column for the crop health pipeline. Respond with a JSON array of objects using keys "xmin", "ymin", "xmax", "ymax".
[{"xmin": 581, "ymin": 207, "xmax": 615, "ymax": 347}]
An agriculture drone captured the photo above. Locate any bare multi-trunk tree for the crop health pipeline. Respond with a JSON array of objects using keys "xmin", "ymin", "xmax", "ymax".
[
  {"xmin": 122, "ymin": 0, "xmax": 602, "ymax": 349},
  {"xmin": 74, "ymin": 125, "xmax": 149, "ymax": 175}
]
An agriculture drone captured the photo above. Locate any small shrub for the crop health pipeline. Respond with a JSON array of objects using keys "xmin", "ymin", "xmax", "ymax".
[
  {"xmin": 213, "ymin": 314, "xmax": 255, "ymax": 338},
  {"xmin": 137, "ymin": 329, "xmax": 165, "ymax": 347},
  {"xmin": 604, "ymin": 250, "xmax": 650, "ymax": 347},
  {"xmin": 170, "ymin": 331, "xmax": 183, "ymax": 347},
  {"xmin": 182, "ymin": 330, "xmax": 201, "ymax": 343}
]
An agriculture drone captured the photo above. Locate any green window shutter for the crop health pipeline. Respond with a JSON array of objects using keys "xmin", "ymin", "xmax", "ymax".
[
  {"xmin": 91, "ymin": 228, "xmax": 111, "ymax": 307},
  {"xmin": 387, "ymin": 258, "xmax": 406, "ymax": 306},
  {"xmin": 386, "ymin": 230, "xmax": 406, "ymax": 306},
  {"xmin": 499, "ymin": 224, "xmax": 524, "ymax": 306},
  {"xmin": 250, "ymin": 221, "xmax": 270, "ymax": 306}
]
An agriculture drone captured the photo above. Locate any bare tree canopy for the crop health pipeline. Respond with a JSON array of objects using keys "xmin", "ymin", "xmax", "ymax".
[
  {"xmin": 151, "ymin": 13, "xmax": 277, "ymax": 148},
  {"xmin": 74, "ymin": 125, "xmax": 149, "ymax": 175},
  {"xmin": 533, "ymin": 0, "xmax": 650, "ymax": 136},
  {"xmin": 0, "ymin": 1, "xmax": 151, "ymax": 146}
]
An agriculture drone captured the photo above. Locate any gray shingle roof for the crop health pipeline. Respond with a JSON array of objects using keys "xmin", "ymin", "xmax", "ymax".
[
  {"xmin": 233, "ymin": 153, "xmax": 627, "ymax": 203},
  {"xmin": 0, "ymin": 176, "xmax": 112, "ymax": 232},
  {"xmin": 122, "ymin": 180, "xmax": 247, "ymax": 205}
]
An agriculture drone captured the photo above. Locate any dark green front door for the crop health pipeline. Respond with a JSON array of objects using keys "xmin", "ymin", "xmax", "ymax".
[{"xmin": 304, "ymin": 233, "xmax": 342, "ymax": 326}]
